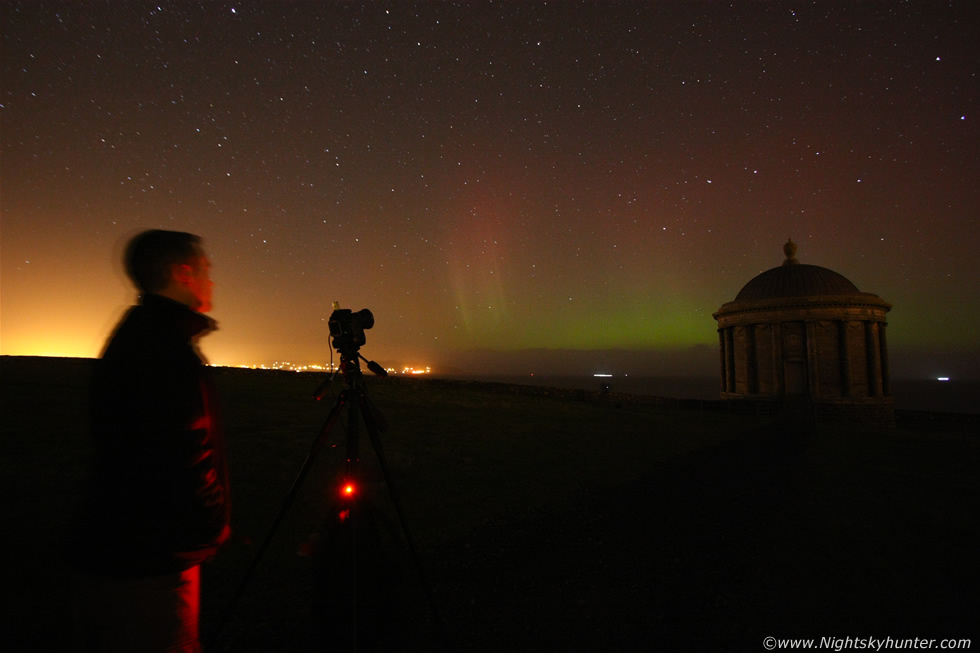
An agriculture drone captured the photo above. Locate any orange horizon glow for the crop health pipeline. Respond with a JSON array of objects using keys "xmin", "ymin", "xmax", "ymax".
[
  {"xmin": 0, "ymin": 346, "xmax": 436, "ymax": 375},
  {"xmin": 0, "ymin": 336, "xmax": 103, "ymax": 360}
]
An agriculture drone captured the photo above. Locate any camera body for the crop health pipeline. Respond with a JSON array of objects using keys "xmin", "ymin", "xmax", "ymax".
[{"xmin": 328, "ymin": 307, "xmax": 374, "ymax": 352}]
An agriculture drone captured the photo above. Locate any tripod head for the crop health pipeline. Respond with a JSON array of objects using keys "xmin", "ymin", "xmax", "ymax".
[{"xmin": 336, "ymin": 351, "xmax": 388, "ymax": 385}]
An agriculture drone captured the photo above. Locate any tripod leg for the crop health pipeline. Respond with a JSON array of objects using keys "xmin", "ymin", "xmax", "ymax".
[
  {"xmin": 345, "ymin": 398, "xmax": 360, "ymax": 651},
  {"xmin": 208, "ymin": 389, "xmax": 351, "ymax": 648},
  {"xmin": 355, "ymin": 389, "xmax": 449, "ymax": 651}
]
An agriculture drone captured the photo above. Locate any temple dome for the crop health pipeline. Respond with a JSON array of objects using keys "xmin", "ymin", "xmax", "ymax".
[
  {"xmin": 736, "ymin": 264, "xmax": 860, "ymax": 301},
  {"xmin": 735, "ymin": 239, "xmax": 860, "ymax": 301}
]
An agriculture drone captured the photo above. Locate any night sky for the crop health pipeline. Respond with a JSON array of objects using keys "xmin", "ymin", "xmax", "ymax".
[{"xmin": 2, "ymin": 1, "xmax": 977, "ymax": 377}]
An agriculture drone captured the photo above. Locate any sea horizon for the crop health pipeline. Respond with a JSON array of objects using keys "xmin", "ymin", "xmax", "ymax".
[
  {"xmin": 1, "ymin": 355, "xmax": 975, "ymax": 415},
  {"xmin": 434, "ymin": 373, "xmax": 980, "ymax": 415}
]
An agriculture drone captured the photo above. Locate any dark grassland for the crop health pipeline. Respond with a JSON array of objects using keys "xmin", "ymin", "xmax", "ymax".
[{"xmin": 1, "ymin": 356, "xmax": 976, "ymax": 652}]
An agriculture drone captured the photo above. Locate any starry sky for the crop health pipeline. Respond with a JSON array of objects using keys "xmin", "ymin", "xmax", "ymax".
[{"xmin": 2, "ymin": 1, "xmax": 977, "ymax": 377}]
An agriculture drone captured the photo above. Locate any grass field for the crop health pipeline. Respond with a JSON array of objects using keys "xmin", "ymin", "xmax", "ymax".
[{"xmin": 1, "ymin": 356, "xmax": 977, "ymax": 652}]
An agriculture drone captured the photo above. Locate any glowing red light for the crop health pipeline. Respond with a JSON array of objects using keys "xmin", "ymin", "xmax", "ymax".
[{"xmin": 342, "ymin": 483, "xmax": 355, "ymax": 497}]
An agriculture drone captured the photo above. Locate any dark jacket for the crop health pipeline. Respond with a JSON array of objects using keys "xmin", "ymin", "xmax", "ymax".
[{"xmin": 69, "ymin": 293, "xmax": 231, "ymax": 577}]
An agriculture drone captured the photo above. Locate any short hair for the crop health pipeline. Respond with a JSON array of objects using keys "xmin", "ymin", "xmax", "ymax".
[{"xmin": 124, "ymin": 229, "xmax": 202, "ymax": 293}]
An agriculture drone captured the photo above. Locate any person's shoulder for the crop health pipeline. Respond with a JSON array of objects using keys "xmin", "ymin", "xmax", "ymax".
[
  {"xmin": 102, "ymin": 305, "xmax": 175, "ymax": 359},
  {"xmin": 109, "ymin": 305, "xmax": 158, "ymax": 339}
]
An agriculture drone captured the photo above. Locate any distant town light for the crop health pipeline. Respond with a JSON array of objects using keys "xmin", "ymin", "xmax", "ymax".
[
  {"xmin": 593, "ymin": 373, "xmax": 613, "ymax": 378},
  {"xmin": 214, "ymin": 362, "xmax": 430, "ymax": 374},
  {"xmin": 937, "ymin": 377, "xmax": 950, "ymax": 382}
]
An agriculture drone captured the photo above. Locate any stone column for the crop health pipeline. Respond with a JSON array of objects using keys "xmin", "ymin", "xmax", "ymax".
[
  {"xmin": 772, "ymin": 322, "xmax": 784, "ymax": 395},
  {"xmin": 806, "ymin": 321, "xmax": 818, "ymax": 397},
  {"xmin": 718, "ymin": 329, "xmax": 727, "ymax": 393},
  {"xmin": 725, "ymin": 327, "xmax": 736, "ymax": 393},
  {"xmin": 879, "ymin": 322, "xmax": 890, "ymax": 396},
  {"xmin": 838, "ymin": 320, "xmax": 852, "ymax": 398},
  {"xmin": 866, "ymin": 321, "xmax": 883, "ymax": 397}
]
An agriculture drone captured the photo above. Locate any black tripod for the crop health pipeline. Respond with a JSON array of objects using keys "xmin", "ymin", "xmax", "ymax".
[{"xmin": 209, "ymin": 347, "xmax": 443, "ymax": 651}]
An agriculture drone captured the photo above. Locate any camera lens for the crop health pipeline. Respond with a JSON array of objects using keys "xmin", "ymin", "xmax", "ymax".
[{"xmin": 354, "ymin": 309, "xmax": 374, "ymax": 331}]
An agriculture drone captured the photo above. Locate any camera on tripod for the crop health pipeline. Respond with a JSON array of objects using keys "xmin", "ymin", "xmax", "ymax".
[
  {"xmin": 211, "ymin": 301, "xmax": 435, "ymax": 651},
  {"xmin": 328, "ymin": 305, "xmax": 374, "ymax": 353}
]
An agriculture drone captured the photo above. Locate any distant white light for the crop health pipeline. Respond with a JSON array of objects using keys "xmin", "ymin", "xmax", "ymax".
[
  {"xmin": 594, "ymin": 374, "xmax": 612, "ymax": 378},
  {"xmin": 937, "ymin": 377, "xmax": 950, "ymax": 382}
]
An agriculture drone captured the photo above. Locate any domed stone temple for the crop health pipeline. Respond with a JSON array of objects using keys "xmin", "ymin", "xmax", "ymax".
[{"xmin": 713, "ymin": 240, "xmax": 894, "ymax": 424}]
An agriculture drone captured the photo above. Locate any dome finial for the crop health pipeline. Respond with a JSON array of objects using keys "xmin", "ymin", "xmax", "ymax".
[{"xmin": 783, "ymin": 238, "xmax": 799, "ymax": 266}]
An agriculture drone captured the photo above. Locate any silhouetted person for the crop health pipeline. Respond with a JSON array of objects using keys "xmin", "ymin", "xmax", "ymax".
[{"xmin": 68, "ymin": 230, "xmax": 230, "ymax": 652}]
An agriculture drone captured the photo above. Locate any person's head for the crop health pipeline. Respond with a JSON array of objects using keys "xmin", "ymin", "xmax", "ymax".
[{"xmin": 124, "ymin": 229, "xmax": 213, "ymax": 312}]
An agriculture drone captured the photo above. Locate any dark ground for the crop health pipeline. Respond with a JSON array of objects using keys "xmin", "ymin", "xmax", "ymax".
[
  {"xmin": 1, "ymin": 356, "xmax": 977, "ymax": 652},
  {"xmin": 385, "ymin": 421, "xmax": 976, "ymax": 652}
]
